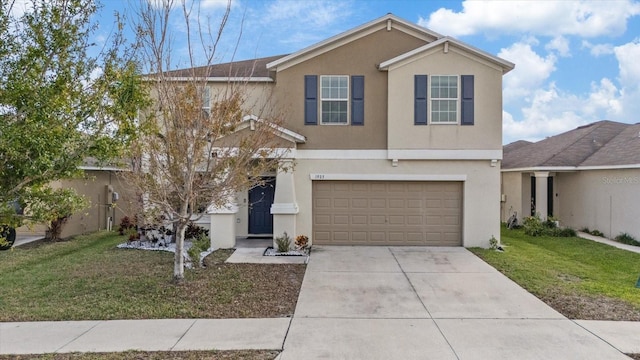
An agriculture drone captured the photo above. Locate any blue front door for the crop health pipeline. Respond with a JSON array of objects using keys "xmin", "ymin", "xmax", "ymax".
[{"xmin": 248, "ymin": 178, "xmax": 275, "ymax": 234}]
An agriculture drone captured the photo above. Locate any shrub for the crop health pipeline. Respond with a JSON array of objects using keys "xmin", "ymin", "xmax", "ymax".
[
  {"xmin": 188, "ymin": 233, "xmax": 211, "ymax": 267},
  {"xmin": 523, "ymin": 215, "xmax": 545, "ymax": 236},
  {"xmin": 614, "ymin": 233, "xmax": 640, "ymax": 246},
  {"xmin": 295, "ymin": 235, "xmax": 309, "ymax": 250},
  {"xmin": 590, "ymin": 229, "xmax": 604, "ymax": 237},
  {"xmin": 275, "ymin": 232, "xmax": 292, "ymax": 253},
  {"xmin": 523, "ymin": 215, "xmax": 575, "ymax": 237},
  {"xmin": 550, "ymin": 227, "xmax": 577, "ymax": 237},
  {"xmin": 185, "ymin": 222, "xmax": 209, "ymax": 240},
  {"xmin": 489, "ymin": 235, "xmax": 498, "ymax": 250},
  {"xmin": 118, "ymin": 216, "xmax": 136, "ymax": 236}
]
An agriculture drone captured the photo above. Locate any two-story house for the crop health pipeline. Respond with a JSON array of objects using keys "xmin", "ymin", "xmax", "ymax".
[{"xmin": 197, "ymin": 14, "xmax": 514, "ymax": 248}]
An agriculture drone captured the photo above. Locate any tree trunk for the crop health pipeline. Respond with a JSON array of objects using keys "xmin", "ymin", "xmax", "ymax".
[{"xmin": 173, "ymin": 222, "xmax": 187, "ymax": 282}]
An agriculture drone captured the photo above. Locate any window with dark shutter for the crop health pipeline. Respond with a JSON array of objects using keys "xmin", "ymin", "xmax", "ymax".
[
  {"xmin": 351, "ymin": 75, "xmax": 364, "ymax": 126},
  {"xmin": 461, "ymin": 75, "xmax": 474, "ymax": 125},
  {"xmin": 414, "ymin": 75, "xmax": 428, "ymax": 125},
  {"xmin": 304, "ymin": 75, "xmax": 318, "ymax": 125}
]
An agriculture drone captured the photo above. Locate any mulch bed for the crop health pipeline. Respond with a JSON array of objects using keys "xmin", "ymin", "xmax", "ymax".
[{"xmin": 540, "ymin": 289, "xmax": 640, "ymax": 321}]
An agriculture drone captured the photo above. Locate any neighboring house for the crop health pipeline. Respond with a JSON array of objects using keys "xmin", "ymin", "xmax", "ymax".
[
  {"xmin": 501, "ymin": 120, "xmax": 640, "ymax": 240},
  {"xmin": 16, "ymin": 162, "xmax": 137, "ymax": 240}
]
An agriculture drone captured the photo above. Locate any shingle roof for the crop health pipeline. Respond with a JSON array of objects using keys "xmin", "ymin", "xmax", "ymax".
[
  {"xmin": 162, "ymin": 55, "xmax": 288, "ymax": 79},
  {"xmin": 503, "ymin": 140, "xmax": 532, "ymax": 154},
  {"xmin": 502, "ymin": 120, "xmax": 640, "ymax": 169}
]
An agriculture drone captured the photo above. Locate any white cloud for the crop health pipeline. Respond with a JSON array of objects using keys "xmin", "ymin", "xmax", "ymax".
[
  {"xmin": 200, "ymin": 0, "xmax": 234, "ymax": 9},
  {"xmin": 420, "ymin": 0, "xmax": 640, "ymax": 38},
  {"xmin": 545, "ymin": 36, "xmax": 571, "ymax": 57},
  {"xmin": 582, "ymin": 40, "xmax": 615, "ymax": 57},
  {"xmin": 503, "ymin": 79, "xmax": 626, "ymax": 143},
  {"xmin": 264, "ymin": 0, "xmax": 352, "ymax": 28},
  {"xmin": 498, "ymin": 41, "xmax": 557, "ymax": 101},
  {"xmin": 7, "ymin": 0, "xmax": 31, "ymax": 17},
  {"xmin": 614, "ymin": 39, "xmax": 640, "ymax": 87}
]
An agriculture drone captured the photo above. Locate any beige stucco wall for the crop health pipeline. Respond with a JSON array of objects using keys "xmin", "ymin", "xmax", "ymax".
[
  {"xmin": 291, "ymin": 158, "xmax": 500, "ymax": 248},
  {"xmin": 557, "ymin": 169, "xmax": 640, "ymax": 239},
  {"xmin": 58, "ymin": 171, "xmax": 136, "ymax": 239},
  {"xmin": 207, "ymin": 82, "xmax": 277, "ymax": 120},
  {"xmin": 273, "ymin": 28, "xmax": 427, "ymax": 150},
  {"xmin": 500, "ymin": 171, "xmax": 522, "ymax": 222},
  {"xmin": 387, "ymin": 45, "xmax": 504, "ymax": 150}
]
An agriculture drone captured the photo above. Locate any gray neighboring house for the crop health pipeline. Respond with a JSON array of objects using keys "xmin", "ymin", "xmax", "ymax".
[{"xmin": 501, "ymin": 120, "xmax": 640, "ymax": 240}]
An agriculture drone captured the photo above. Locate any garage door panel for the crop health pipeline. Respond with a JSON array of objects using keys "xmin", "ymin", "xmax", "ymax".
[{"xmin": 313, "ymin": 181, "xmax": 461, "ymax": 246}]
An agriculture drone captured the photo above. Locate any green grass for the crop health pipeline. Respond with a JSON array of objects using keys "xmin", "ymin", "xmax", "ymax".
[
  {"xmin": 470, "ymin": 226, "xmax": 640, "ymax": 309},
  {"xmin": 0, "ymin": 232, "xmax": 305, "ymax": 321}
]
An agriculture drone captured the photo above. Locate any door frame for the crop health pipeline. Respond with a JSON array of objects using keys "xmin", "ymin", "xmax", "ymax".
[{"xmin": 248, "ymin": 177, "xmax": 276, "ymax": 235}]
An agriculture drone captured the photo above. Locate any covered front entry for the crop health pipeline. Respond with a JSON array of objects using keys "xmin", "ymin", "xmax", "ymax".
[
  {"xmin": 312, "ymin": 180, "xmax": 462, "ymax": 246},
  {"xmin": 248, "ymin": 178, "xmax": 275, "ymax": 234}
]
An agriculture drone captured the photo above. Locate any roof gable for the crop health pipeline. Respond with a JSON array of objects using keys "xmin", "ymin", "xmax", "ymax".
[
  {"xmin": 266, "ymin": 14, "xmax": 441, "ymax": 72},
  {"xmin": 378, "ymin": 37, "xmax": 514, "ymax": 74}
]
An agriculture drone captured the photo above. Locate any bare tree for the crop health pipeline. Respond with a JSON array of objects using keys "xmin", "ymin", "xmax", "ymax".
[{"xmin": 129, "ymin": 0, "xmax": 288, "ymax": 281}]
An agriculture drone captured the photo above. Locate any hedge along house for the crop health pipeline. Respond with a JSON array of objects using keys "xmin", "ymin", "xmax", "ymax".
[
  {"xmin": 168, "ymin": 14, "xmax": 514, "ymax": 248},
  {"xmin": 501, "ymin": 120, "xmax": 640, "ymax": 240}
]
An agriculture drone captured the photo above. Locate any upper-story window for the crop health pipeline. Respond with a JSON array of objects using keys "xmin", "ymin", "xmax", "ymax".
[
  {"xmin": 430, "ymin": 75, "xmax": 458, "ymax": 124},
  {"xmin": 201, "ymin": 86, "xmax": 211, "ymax": 113},
  {"xmin": 414, "ymin": 74, "xmax": 474, "ymax": 126},
  {"xmin": 320, "ymin": 75, "xmax": 349, "ymax": 124}
]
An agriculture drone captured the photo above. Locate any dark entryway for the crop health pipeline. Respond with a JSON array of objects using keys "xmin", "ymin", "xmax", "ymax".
[
  {"xmin": 248, "ymin": 178, "xmax": 275, "ymax": 234},
  {"xmin": 530, "ymin": 176, "xmax": 553, "ymax": 217}
]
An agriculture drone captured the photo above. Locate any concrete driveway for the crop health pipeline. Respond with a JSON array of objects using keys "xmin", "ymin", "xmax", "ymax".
[{"xmin": 279, "ymin": 246, "xmax": 630, "ymax": 359}]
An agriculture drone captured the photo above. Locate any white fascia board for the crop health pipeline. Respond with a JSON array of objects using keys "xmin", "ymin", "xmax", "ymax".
[
  {"xmin": 143, "ymin": 77, "xmax": 274, "ymax": 82},
  {"xmin": 310, "ymin": 173, "xmax": 467, "ymax": 181},
  {"xmin": 79, "ymin": 166, "xmax": 128, "ymax": 171},
  {"xmin": 379, "ymin": 36, "xmax": 515, "ymax": 74},
  {"xmin": 211, "ymin": 147, "xmax": 295, "ymax": 159},
  {"xmin": 266, "ymin": 14, "xmax": 441, "ymax": 71},
  {"xmin": 502, "ymin": 164, "xmax": 640, "ymax": 172},
  {"xmin": 387, "ymin": 149, "xmax": 502, "ymax": 160},
  {"xmin": 239, "ymin": 115, "xmax": 306, "ymax": 143},
  {"xmin": 296, "ymin": 150, "xmax": 387, "ymax": 160}
]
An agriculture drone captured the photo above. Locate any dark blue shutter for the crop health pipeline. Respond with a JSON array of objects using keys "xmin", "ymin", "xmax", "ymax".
[
  {"xmin": 351, "ymin": 75, "xmax": 364, "ymax": 126},
  {"xmin": 414, "ymin": 75, "xmax": 428, "ymax": 125},
  {"xmin": 304, "ymin": 75, "xmax": 318, "ymax": 125},
  {"xmin": 461, "ymin": 75, "xmax": 474, "ymax": 125}
]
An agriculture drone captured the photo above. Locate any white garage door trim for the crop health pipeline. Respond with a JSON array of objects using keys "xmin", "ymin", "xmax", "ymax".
[
  {"xmin": 310, "ymin": 173, "xmax": 467, "ymax": 181},
  {"xmin": 312, "ymin": 180, "xmax": 463, "ymax": 246}
]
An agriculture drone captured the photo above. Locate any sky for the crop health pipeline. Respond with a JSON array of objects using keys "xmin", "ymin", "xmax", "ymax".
[{"xmin": 13, "ymin": 0, "xmax": 640, "ymax": 144}]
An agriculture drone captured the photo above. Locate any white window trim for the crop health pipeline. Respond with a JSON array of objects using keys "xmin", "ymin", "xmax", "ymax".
[
  {"xmin": 429, "ymin": 75, "xmax": 460, "ymax": 125},
  {"xmin": 320, "ymin": 75, "xmax": 350, "ymax": 125},
  {"xmin": 202, "ymin": 86, "xmax": 211, "ymax": 112}
]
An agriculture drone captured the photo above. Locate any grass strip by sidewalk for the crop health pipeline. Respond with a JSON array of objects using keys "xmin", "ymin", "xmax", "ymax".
[
  {"xmin": 0, "ymin": 231, "xmax": 305, "ymax": 322},
  {"xmin": 471, "ymin": 226, "xmax": 640, "ymax": 320}
]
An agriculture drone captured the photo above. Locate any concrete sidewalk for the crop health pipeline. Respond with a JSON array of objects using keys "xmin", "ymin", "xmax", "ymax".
[
  {"xmin": 0, "ymin": 318, "xmax": 290, "ymax": 354},
  {"xmin": 578, "ymin": 231, "xmax": 640, "ymax": 254}
]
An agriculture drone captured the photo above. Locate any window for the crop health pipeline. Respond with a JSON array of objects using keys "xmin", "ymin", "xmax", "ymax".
[
  {"xmin": 320, "ymin": 75, "xmax": 348, "ymax": 124},
  {"xmin": 430, "ymin": 75, "xmax": 458, "ymax": 124},
  {"xmin": 201, "ymin": 86, "xmax": 211, "ymax": 111}
]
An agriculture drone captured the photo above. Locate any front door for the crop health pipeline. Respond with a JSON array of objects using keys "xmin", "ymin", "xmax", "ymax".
[{"xmin": 248, "ymin": 178, "xmax": 275, "ymax": 234}]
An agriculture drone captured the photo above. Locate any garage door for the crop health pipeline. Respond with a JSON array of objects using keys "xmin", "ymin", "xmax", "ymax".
[{"xmin": 313, "ymin": 181, "xmax": 462, "ymax": 246}]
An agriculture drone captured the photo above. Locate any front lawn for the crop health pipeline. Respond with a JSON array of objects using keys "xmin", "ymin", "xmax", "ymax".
[
  {"xmin": 471, "ymin": 226, "xmax": 640, "ymax": 320},
  {"xmin": 0, "ymin": 232, "xmax": 305, "ymax": 321}
]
